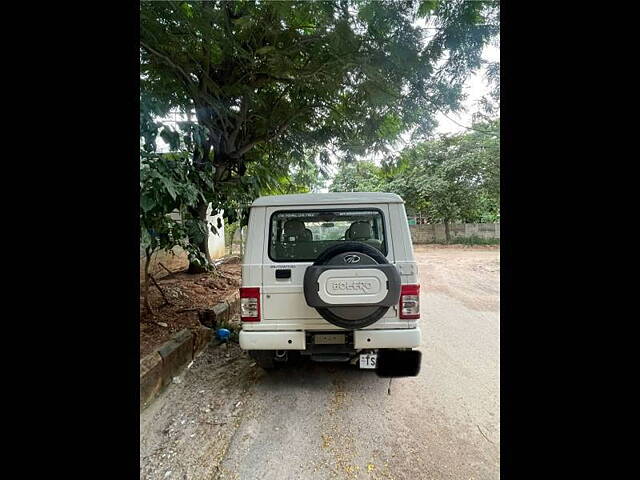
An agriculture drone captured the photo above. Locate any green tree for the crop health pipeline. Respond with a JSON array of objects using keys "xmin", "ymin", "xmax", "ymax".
[
  {"xmin": 140, "ymin": 0, "xmax": 499, "ymax": 268},
  {"xmin": 329, "ymin": 160, "xmax": 387, "ymax": 192},
  {"xmin": 140, "ymin": 153, "xmax": 210, "ymax": 311},
  {"xmin": 391, "ymin": 118, "xmax": 500, "ymax": 241}
]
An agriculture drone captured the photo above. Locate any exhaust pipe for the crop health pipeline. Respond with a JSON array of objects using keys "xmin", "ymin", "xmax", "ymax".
[{"xmin": 275, "ymin": 350, "xmax": 288, "ymax": 362}]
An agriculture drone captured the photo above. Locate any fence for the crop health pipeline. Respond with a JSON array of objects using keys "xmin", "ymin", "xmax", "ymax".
[{"xmin": 408, "ymin": 222, "xmax": 500, "ymax": 244}]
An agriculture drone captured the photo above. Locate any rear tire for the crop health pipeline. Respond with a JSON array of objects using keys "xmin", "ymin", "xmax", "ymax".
[{"xmin": 248, "ymin": 350, "xmax": 276, "ymax": 370}]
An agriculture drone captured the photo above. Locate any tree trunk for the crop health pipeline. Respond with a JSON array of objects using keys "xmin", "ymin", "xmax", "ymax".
[
  {"xmin": 188, "ymin": 200, "xmax": 213, "ymax": 273},
  {"xmin": 143, "ymin": 247, "xmax": 154, "ymax": 314},
  {"xmin": 444, "ymin": 219, "xmax": 451, "ymax": 244}
]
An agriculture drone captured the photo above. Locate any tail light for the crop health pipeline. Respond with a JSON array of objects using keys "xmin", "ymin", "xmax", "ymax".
[
  {"xmin": 240, "ymin": 287, "xmax": 260, "ymax": 322},
  {"xmin": 399, "ymin": 284, "xmax": 420, "ymax": 319}
]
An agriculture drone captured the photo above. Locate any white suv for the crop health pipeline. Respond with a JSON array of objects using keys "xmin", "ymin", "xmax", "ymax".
[{"xmin": 239, "ymin": 192, "xmax": 421, "ymax": 375}]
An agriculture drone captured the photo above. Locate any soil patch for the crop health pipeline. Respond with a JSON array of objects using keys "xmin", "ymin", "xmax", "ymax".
[{"xmin": 140, "ymin": 261, "xmax": 241, "ymax": 358}]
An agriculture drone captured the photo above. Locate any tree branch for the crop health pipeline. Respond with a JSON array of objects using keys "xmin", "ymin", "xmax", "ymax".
[
  {"xmin": 232, "ymin": 109, "xmax": 309, "ymax": 159},
  {"xmin": 141, "ymin": 41, "xmax": 195, "ymax": 87}
]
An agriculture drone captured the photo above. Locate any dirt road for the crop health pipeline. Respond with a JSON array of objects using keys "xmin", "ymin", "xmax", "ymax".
[{"xmin": 140, "ymin": 246, "xmax": 500, "ymax": 480}]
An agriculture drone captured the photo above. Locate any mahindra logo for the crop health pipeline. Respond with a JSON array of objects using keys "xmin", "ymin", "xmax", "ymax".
[{"xmin": 344, "ymin": 254, "xmax": 360, "ymax": 264}]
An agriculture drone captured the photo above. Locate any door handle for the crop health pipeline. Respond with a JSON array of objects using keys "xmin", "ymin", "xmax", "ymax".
[{"xmin": 275, "ymin": 269, "xmax": 291, "ymax": 279}]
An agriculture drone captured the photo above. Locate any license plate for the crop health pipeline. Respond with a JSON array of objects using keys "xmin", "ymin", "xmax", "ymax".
[
  {"xmin": 314, "ymin": 334, "xmax": 345, "ymax": 345},
  {"xmin": 359, "ymin": 353, "xmax": 377, "ymax": 369}
]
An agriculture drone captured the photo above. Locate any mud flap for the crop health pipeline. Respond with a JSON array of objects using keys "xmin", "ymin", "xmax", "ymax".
[{"xmin": 375, "ymin": 350, "xmax": 422, "ymax": 377}]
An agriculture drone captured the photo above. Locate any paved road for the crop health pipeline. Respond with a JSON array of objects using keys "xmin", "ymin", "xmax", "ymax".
[{"xmin": 141, "ymin": 246, "xmax": 500, "ymax": 480}]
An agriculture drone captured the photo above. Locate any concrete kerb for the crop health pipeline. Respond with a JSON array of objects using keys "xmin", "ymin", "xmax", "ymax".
[
  {"xmin": 157, "ymin": 329, "xmax": 194, "ymax": 383},
  {"xmin": 140, "ymin": 352, "xmax": 163, "ymax": 410},
  {"xmin": 196, "ymin": 291, "xmax": 240, "ymax": 328},
  {"xmin": 140, "ymin": 290, "xmax": 241, "ymax": 411}
]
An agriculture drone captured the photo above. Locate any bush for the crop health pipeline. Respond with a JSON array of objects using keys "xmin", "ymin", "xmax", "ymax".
[{"xmin": 448, "ymin": 235, "xmax": 500, "ymax": 245}]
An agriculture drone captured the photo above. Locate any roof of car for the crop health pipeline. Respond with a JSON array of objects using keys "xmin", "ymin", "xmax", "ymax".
[{"xmin": 251, "ymin": 192, "xmax": 404, "ymax": 207}]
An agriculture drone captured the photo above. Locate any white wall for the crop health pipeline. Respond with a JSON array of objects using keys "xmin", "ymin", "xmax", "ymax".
[
  {"xmin": 206, "ymin": 205, "xmax": 226, "ymax": 260},
  {"xmin": 166, "ymin": 205, "xmax": 225, "ymax": 259}
]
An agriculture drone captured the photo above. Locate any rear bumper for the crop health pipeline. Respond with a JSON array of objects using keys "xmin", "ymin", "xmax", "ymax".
[
  {"xmin": 239, "ymin": 331, "xmax": 306, "ymax": 350},
  {"xmin": 353, "ymin": 328, "xmax": 421, "ymax": 349},
  {"xmin": 239, "ymin": 327, "xmax": 421, "ymax": 350}
]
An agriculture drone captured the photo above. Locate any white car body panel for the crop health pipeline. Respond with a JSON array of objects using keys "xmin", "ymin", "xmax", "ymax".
[{"xmin": 240, "ymin": 192, "xmax": 420, "ymax": 349}]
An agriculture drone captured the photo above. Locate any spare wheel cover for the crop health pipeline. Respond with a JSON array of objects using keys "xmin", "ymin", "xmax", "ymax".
[{"xmin": 303, "ymin": 242, "xmax": 401, "ymax": 329}]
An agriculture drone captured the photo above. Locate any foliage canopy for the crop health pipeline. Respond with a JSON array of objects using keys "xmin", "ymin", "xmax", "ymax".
[
  {"xmin": 330, "ymin": 118, "xmax": 500, "ymax": 233},
  {"xmin": 140, "ymin": 0, "xmax": 499, "ymax": 261}
]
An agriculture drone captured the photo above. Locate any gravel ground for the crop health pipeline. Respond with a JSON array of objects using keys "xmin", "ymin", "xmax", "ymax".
[{"xmin": 140, "ymin": 245, "xmax": 500, "ymax": 480}]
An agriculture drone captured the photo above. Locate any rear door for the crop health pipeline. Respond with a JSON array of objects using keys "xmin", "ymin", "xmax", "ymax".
[{"xmin": 260, "ymin": 204, "xmax": 406, "ymax": 330}]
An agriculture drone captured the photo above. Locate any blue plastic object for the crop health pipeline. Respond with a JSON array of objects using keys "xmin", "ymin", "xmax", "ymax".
[{"xmin": 216, "ymin": 328, "xmax": 231, "ymax": 341}]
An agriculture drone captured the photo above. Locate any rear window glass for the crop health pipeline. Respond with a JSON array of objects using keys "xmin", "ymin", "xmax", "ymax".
[{"xmin": 269, "ymin": 209, "xmax": 387, "ymax": 262}]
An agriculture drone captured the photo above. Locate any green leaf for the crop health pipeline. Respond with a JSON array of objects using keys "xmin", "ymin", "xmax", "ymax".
[
  {"xmin": 140, "ymin": 195, "xmax": 156, "ymax": 213},
  {"xmin": 255, "ymin": 45, "xmax": 276, "ymax": 56},
  {"xmin": 232, "ymin": 15, "xmax": 251, "ymax": 28},
  {"xmin": 210, "ymin": 43, "xmax": 223, "ymax": 64},
  {"xmin": 418, "ymin": 1, "xmax": 439, "ymax": 17},
  {"xmin": 159, "ymin": 176, "xmax": 177, "ymax": 200}
]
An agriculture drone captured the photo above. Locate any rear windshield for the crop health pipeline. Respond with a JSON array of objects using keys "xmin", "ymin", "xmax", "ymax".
[{"xmin": 269, "ymin": 209, "xmax": 387, "ymax": 262}]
